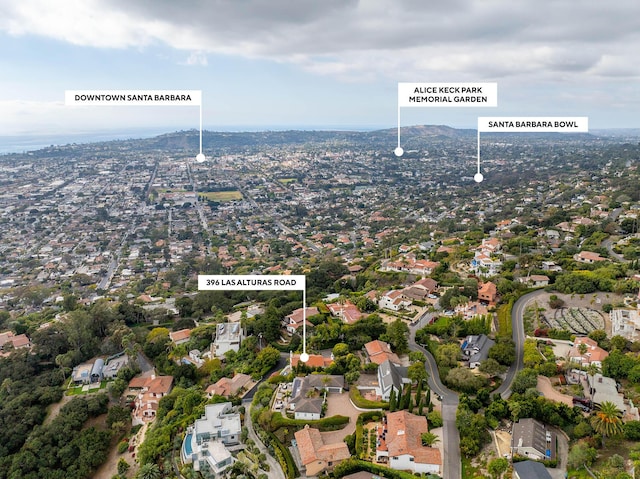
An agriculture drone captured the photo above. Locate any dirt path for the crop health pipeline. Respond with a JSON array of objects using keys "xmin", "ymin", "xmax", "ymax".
[
  {"xmin": 93, "ymin": 422, "xmax": 147, "ymax": 479},
  {"xmin": 43, "ymin": 394, "xmax": 73, "ymax": 425},
  {"xmin": 537, "ymin": 375, "xmax": 574, "ymax": 407},
  {"xmin": 93, "ymin": 441, "xmax": 137, "ymax": 479},
  {"xmin": 493, "ymin": 430, "xmax": 511, "ymax": 457}
]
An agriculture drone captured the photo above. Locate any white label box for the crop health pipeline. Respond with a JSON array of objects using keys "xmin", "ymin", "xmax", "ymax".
[
  {"xmin": 398, "ymin": 82, "xmax": 497, "ymax": 107},
  {"xmin": 65, "ymin": 90, "xmax": 202, "ymax": 106},
  {"xmin": 478, "ymin": 116, "xmax": 588, "ymax": 132},
  {"xmin": 198, "ymin": 274, "xmax": 306, "ymax": 291}
]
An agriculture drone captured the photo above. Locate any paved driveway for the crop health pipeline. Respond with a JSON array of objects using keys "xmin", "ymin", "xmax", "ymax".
[
  {"xmin": 537, "ymin": 376, "xmax": 574, "ymax": 408},
  {"xmin": 320, "ymin": 391, "xmax": 377, "ymax": 443}
]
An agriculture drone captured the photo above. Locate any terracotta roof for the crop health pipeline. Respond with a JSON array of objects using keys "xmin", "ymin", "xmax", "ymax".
[
  {"xmin": 295, "ymin": 425, "xmax": 350, "ymax": 466},
  {"xmin": 382, "ymin": 410, "xmax": 441, "ymax": 466},
  {"xmin": 414, "ymin": 278, "xmax": 438, "ymax": 291},
  {"xmin": 0, "ymin": 331, "xmax": 31, "ymax": 349},
  {"xmin": 386, "ymin": 290, "xmax": 404, "ymax": 299},
  {"xmin": 206, "ymin": 373, "xmax": 253, "ymax": 397},
  {"xmin": 146, "ymin": 376, "xmax": 174, "ymax": 395},
  {"xmin": 169, "ymin": 329, "xmax": 191, "ymax": 343},
  {"xmin": 128, "ymin": 376, "xmax": 149, "ymax": 389},
  {"xmin": 478, "ymin": 282, "xmax": 497, "ymax": 295},
  {"xmin": 0, "ymin": 331, "xmax": 14, "ymax": 348},
  {"xmin": 11, "ymin": 334, "xmax": 30, "ymax": 348},
  {"xmin": 365, "ymin": 339, "xmax": 392, "ymax": 357},
  {"xmin": 530, "ymin": 275, "xmax": 550, "ymax": 282},
  {"xmin": 129, "ymin": 375, "xmax": 173, "ymax": 394},
  {"xmin": 287, "ymin": 307, "xmax": 320, "ymax": 324},
  {"xmin": 364, "ymin": 340, "xmax": 401, "ymax": 365},
  {"xmin": 291, "ymin": 353, "xmax": 332, "ymax": 368},
  {"xmin": 327, "ymin": 301, "xmax": 364, "ymax": 324},
  {"xmin": 414, "ymin": 260, "xmax": 440, "ymax": 270},
  {"xmin": 578, "ymin": 251, "xmax": 606, "ymax": 261},
  {"xmin": 568, "ymin": 337, "xmax": 609, "ymax": 364}
]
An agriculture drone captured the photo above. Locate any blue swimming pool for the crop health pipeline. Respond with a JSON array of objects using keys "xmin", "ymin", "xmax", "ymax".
[{"xmin": 183, "ymin": 433, "xmax": 194, "ymax": 456}]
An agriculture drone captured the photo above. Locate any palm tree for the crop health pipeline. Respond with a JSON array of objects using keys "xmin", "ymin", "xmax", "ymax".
[
  {"xmin": 136, "ymin": 462, "xmax": 161, "ymax": 479},
  {"xmin": 586, "ymin": 363, "xmax": 600, "ymax": 390},
  {"xmin": 578, "ymin": 343, "xmax": 588, "ymax": 356},
  {"xmin": 590, "ymin": 400, "xmax": 623, "ymax": 446},
  {"xmin": 421, "ymin": 432, "xmax": 440, "ymax": 447},
  {"xmin": 1, "ymin": 378, "xmax": 13, "ymax": 395}
]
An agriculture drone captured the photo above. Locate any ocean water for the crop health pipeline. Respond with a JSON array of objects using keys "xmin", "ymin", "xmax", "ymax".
[
  {"xmin": 0, "ymin": 124, "xmax": 387, "ymax": 155},
  {"xmin": 0, "ymin": 129, "xmax": 168, "ymax": 155}
]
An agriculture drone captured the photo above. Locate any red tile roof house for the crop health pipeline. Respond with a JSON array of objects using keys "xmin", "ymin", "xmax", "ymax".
[
  {"xmin": 574, "ymin": 251, "xmax": 607, "ymax": 263},
  {"xmin": 0, "ymin": 331, "xmax": 31, "ymax": 351},
  {"xmin": 478, "ymin": 281, "xmax": 498, "ymax": 304},
  {"xmin": 375, "ymin": 410, "xmax": 442, "ymax": 475},
  {"xmin": 290, "ymin": 352, "xmax": 333, "ymax": 369},
  {"xmin": 169, "ymin": 328, "xmax": 191, "ymax": 345},
  {"xmin": 379, "ymin": 290, "xmax": 412, "ymax": 311},
  {"xmin": 326, "ymin": 301, "xmax": 364, "ymax": 324},
  {"xmin": 364, "ymin": 340, "xmax": 401, "ymax": 366},
  {"xmin": 402, "ymin": 284, "xmax": 437, "ymax": 302},
  {"xmin": 283, "ymin": 307, "xmax": 319, "ymax": 335},
  {"xmin": 206, "ymin": 373, "xmax": 254, "ymax": 398},
  {"xmin": 568, "ymin": 337, "xmax": 609, "ymax": 368},
  {"xmin": 130, "ymin": 375, "xmax": 174, "ymax": 425},
  {"xmin": 294, "ymin": 425, "xmax": 350, "ymax": 477}
]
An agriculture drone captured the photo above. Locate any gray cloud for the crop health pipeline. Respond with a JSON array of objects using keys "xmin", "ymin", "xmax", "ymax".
[{"xmin": 2, "ymin": 0, "xmax": 640, "ymax": 81}]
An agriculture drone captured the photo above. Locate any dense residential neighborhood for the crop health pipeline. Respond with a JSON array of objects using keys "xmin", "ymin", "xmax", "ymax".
[{"xmin": 0, "ymin": 127, "xmax": 640, "ymax": 479}]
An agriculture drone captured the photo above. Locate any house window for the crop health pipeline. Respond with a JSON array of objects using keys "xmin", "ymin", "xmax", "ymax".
[{"xmin": 409, "ymin": 458, "xmax": 414, "ymax": 462}]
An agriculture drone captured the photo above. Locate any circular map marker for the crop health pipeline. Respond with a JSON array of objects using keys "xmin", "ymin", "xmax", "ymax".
[
  {"xmin": 299, "ymin": 352, "xmax": 309, "ymax": 363},
  {"xmin": 196, "ymin": 153, "xmax": 206, "ymax": 163},
  {"xmin": 394, "ymin": 147, "xmax": 404, "ymax": 157},
  {"xmin": 474, "ymin": 173, "xmax": 484, "ymax": 183}
]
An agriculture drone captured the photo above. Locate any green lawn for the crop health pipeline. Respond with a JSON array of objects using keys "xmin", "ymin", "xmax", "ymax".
[
  {"xmin": 198, "ymin": 191, "xmax": 243, "ymax": 202},
  {"xmin": 277, "ymin": 178, "xmax": 296, "ymax": 184},
  {"xmin": 66, "ymin": 380, "xmax": 108, "ymax": 396},
  {"xmin": 462, "ymin": 457, "xmax": 485, "ymax": 479},
  {"xmin": 566, "ymin": 468, "xmax": 592, "ymax": 479}
]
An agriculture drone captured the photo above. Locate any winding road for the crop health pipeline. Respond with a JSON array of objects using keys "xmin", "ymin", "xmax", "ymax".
[
  {"xmin": 410, "ymin": 312, "xmax": 461, "ymax": 479},
  {"xmin": 494, "ymin": 290, "xmax": 544, "ymax": 398},
  {"xmin": 408, "ymin": 289, "xmax": 544, "ymax": 478}
]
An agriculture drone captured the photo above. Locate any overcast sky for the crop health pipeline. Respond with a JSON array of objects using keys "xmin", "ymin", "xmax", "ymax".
[{"xmin": 1, "ymin": 0, "xmax": 640, "ymax": 136}]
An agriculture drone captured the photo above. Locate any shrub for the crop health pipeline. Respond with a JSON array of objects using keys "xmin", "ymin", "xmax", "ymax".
[
  {"xmin": 117, "ymin": 440, "xmax": 129, "ymax": 454},
  {"xmin": 270, "ymin": 412, "xmax": 350, "ymax": 432},
  {"xmin": 427, "ymin": 410, "xmax": 443, "ymax": 429},
  {"xmin": 349, "ymin": 388, "xmax": 389, "ymax": 409}
]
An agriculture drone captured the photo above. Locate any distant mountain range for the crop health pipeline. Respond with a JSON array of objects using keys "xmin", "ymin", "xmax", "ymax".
[
  {"xmin": 3, "ymin": 124, "xmax": 638, "ymax": 156},
  {"xmin": 144, "ymin": 124, "xmax": 479, "ymax": 152}
]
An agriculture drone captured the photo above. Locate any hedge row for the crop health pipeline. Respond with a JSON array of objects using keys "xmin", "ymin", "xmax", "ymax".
[
  {"xmin": 267, "ymin": 431, "xmax": 298, "ymax": 479},
  {"xmin": 333, "ymin": 458, "xmax": 440, "ymax": 479},
  {"xmin": 355, "ymin": 420, "xmax": 364, "ymax": 458},
  {"xmin": 354, "ymin": 411, "xmax": 384, "ymax": 459},
  {"xmin": 270, "ymin": 412, "xmax": 350, "ymax": 432},
  {"xmin": 349, "ymin": 388, "xmax": 389, "ymax": 410},
  {"xmin": 356, "ymin": 411, "xmax": 383, "ymax": 424},
  {"xmin": 497, "ymin": 300, "xmax": 514, "ymax": 338}
]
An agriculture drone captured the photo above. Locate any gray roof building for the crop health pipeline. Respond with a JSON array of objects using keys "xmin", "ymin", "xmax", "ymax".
[
  {"xmin": 461, "ymin": 334, "xmax": 495, "ymax": 368},
  {"xmin": 90, "ymin": 358, "xmax": 104, "ymax": 383},
  {"xmin": 291, "ymin": 374, "xmax": 344, "ymax": 403},
  {"xmin": 587, "ymin": 373, "xmax": 626, "ymax": 413},
  {"xmin": 511, "ymin": 418, "xmax": 555, "ymax": 461},
  {"xmin": 377, "ymin": 359, "xmax": 410, "ymax": 401},
  {"xmin": 103, "ymin": 353, "xmax": 129, "ymax": 379},
  {"xmin": 294, "ymin": 397, "xmax": 323, "ymax": 416},
  {"xmin": 513, "ymin": 460, "xmax": 553, "ymax": 479}
]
